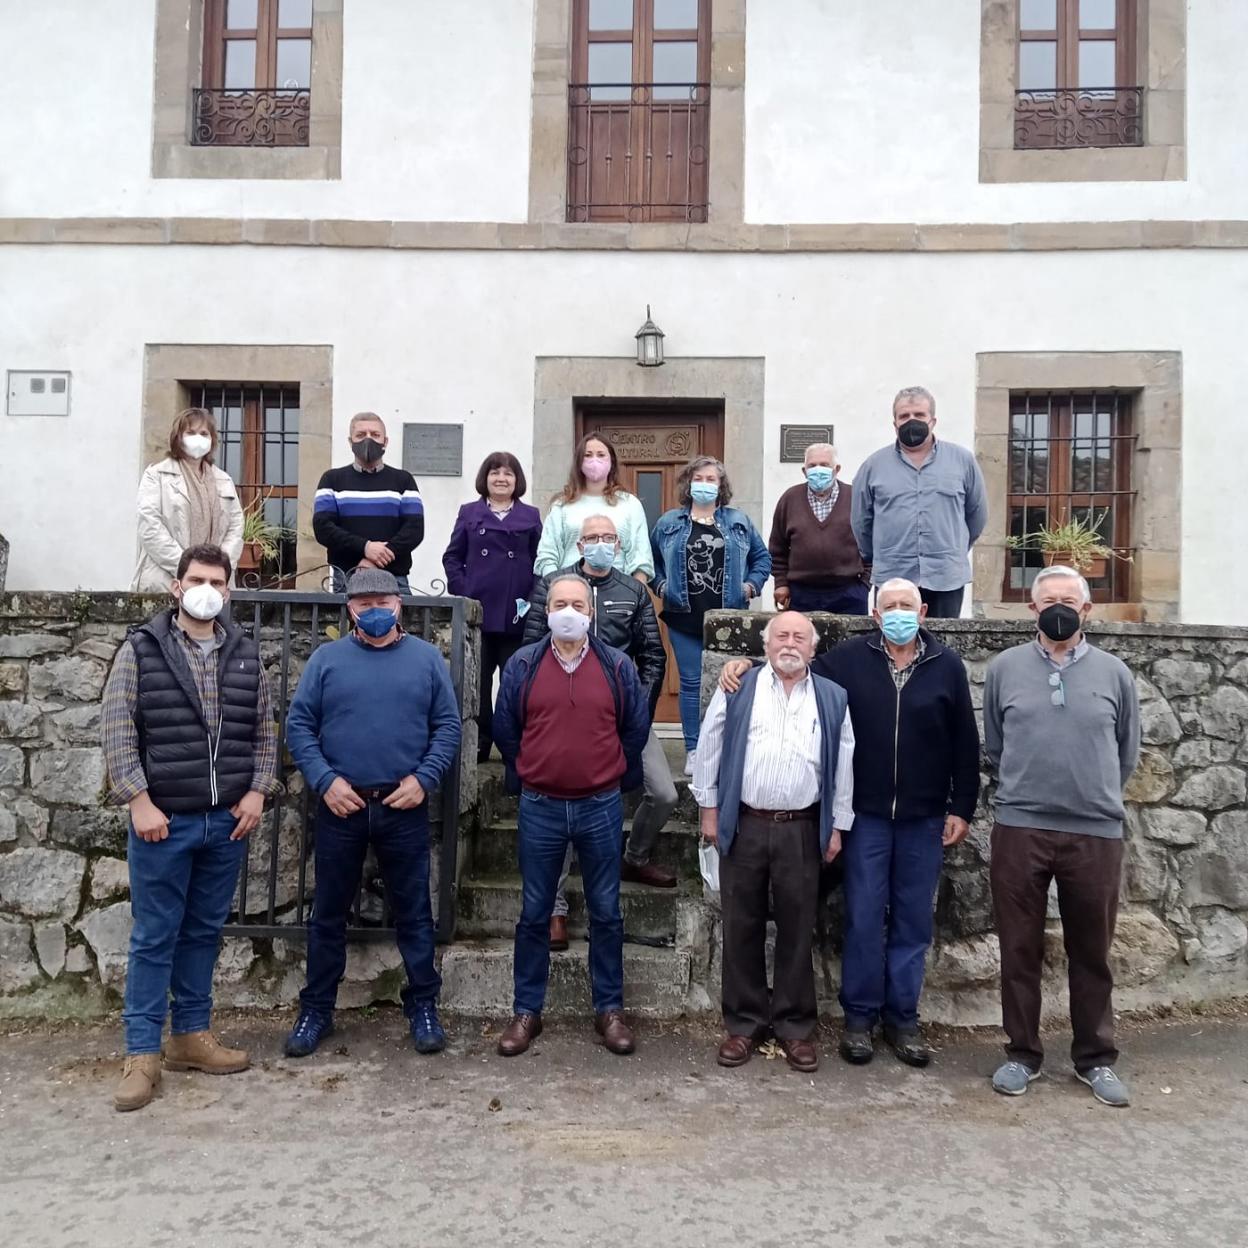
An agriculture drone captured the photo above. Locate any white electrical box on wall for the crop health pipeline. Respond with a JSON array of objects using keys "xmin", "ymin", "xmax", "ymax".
[{"xmin": 7, "ymin": 370, "xmax": 71, "ymax": 417}]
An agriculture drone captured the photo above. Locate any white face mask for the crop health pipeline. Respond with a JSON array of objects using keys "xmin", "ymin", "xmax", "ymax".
[
  {"xmin": 179, "ymin": 583, "xmax": 225, "ymax": 621},
  {"xmin": 181, "ymin": 433, "xmax": 212, "ymax": 460},
  {"xmin": 548, "ymin": 605, "xmax": 591, "ymax": 643}
]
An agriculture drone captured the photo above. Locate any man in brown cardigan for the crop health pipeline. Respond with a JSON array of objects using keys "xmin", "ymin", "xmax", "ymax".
[{"xmin": 768, "ymin": 442, "xmax": 868, "ymax": 614}]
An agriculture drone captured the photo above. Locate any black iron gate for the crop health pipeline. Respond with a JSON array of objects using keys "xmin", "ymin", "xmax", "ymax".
[{"xmin": 222, "ymin": 590, "xmax": 467, "ymax": 945}]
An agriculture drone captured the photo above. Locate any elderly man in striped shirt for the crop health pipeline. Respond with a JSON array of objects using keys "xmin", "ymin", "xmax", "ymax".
[{"xmin": 692, "ymin": 611, "xmax": 855, "ymax": 1072}]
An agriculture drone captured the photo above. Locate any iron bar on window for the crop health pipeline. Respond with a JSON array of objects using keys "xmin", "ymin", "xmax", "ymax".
[
  {"xmin": 192, "ymin": 87, "xmax": 310, "ymax": 147},
  {"xmin": 1014, "ymin": 86, "xmax": 1144, "ymax": 150}
]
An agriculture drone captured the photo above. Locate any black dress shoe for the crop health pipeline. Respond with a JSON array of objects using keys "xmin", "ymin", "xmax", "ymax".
[
  {"xmin": 838, "ymin": 1029, "xmax": 875, "ymax": 1065},
  {"xmin": 884, "ymin": 1025, "xmax": 931, "ymax": 1068}
]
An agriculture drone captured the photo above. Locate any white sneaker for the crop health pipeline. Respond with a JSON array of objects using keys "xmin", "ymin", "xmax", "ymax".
[{"xmin": 684, "ymin": 751, "xmax": 697, "ymax": 777}]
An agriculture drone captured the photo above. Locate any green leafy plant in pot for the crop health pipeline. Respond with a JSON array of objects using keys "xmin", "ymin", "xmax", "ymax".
[{"xmin": 1005, "ymin": 511, "xmax": 1132, "ymax": 580}]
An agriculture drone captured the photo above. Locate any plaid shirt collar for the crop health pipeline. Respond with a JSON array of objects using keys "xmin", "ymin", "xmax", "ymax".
[{"xmin": 807, "ymin": 479, "xmax": 840, "ymax": 522}]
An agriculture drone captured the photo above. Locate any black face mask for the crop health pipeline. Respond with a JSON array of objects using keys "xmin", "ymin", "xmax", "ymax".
[
  {"xmin": 1037, "ymin": 603, "xmax": 1083, "ymax": 642},
  {"xmin": 354, "ymin": 437, "xmax": 385, "ymax": 464},
  {"xmin": 897, "ymin": 419, "xmax": 931, "ymax": 448}
]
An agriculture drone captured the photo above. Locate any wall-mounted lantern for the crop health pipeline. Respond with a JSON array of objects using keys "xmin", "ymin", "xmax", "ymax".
[{"xmin": 635, "ymin": 306, "xmax": 665, "ymax": 368}]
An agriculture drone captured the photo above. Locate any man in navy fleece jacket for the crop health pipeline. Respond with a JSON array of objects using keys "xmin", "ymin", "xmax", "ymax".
[{"xmin": 283, "ymin": 568, "xmax": 461, "ymax": 1059}]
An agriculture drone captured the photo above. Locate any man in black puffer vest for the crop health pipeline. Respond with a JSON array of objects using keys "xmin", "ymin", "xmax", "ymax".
[{"xmin": 101, "ymin": 544, "xmax": 281, "ymax": 1113}]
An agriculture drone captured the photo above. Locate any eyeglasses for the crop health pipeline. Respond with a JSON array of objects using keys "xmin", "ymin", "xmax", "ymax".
[
  {"xmin": 581, "ymin": 534, "xmax": 618, "ymax": 546},
  {"xmin": 1048, "ymin": 671, "xmax": 1065, "ymax": 708}
]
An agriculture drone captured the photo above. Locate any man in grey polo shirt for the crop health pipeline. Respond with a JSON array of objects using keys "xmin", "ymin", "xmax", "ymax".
[
  {"xmin": 851, "ymin": 385, "xmax": 987, "ymax": 618},
  {"xmin": 983, "ymin": 565, "xmax": 1140, "ymax": 1107}
]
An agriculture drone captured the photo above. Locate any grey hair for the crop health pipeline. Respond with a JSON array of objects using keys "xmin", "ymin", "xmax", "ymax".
[
  {"xmin": 1030, "ymin": 565, "xmax": 1091, "ymax": 605},
  {"xmin": 892, "ymin": 386, "xmax": 936, "ymax": 417},
  {"xmin": 547, "ymin": 572, "xmax": 592, "ymax": 604},
  {"xmin": 676, "ymin": 455, "xmax": 733, "ymax": 508},
  {"xmin": 762, "ymin": 613, "xmax": 821, "ymax": 646},
  {"xmin": 877, "ymin": 577, "xmax": 922, "ymax": 608},
  {"xmin": 578, "ymin": 512, "xmax": 618, "ymax": 537},
  {"xmin": 349, "ymin": 411, "xmax": 387, "ymax": 435},
  {"xmin": 802, "ymin": 442, "xmax": 838, "ymax": 464}
]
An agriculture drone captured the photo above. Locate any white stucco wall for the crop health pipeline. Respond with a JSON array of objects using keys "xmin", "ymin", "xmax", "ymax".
[
  {"xmin": 0, "ymin": 243, "xmax": 1244, "ymax": 623},
  {"xmin": 2, "ymin": 1, "xmax": 1247, "ymax": 223}
]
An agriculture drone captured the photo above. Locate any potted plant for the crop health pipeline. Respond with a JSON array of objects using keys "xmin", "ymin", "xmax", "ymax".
[
  {"xmin": 238, "ymin": 495, "xmax": 292, "ymax": 581},
  {"xmin": 1005, "ymin": 512, "xmax": 1132, "ymax": 580}
]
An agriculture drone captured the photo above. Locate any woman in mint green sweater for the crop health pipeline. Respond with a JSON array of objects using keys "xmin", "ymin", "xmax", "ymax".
[{"xmin": 533, "ymin": 433, "xmax": 655, "ymax": 581}]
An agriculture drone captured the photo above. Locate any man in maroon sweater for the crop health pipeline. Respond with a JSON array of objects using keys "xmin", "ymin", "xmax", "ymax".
[
  {"xmin": 491, "ymin": 574, "xmax": 651, "ymax": 1057},
  {"xmin": 769, "ymin": 442, "xmax": 868, "ymax": 615}
]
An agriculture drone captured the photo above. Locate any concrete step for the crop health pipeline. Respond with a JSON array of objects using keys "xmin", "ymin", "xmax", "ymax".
[
  {"xmin": 456, "ymin": 873, "xmax": 692, "ymax": 942},
  {"xmin": 439, "ymin": 937, "xmax": 692, "ymax": 1019},
  {"xmin": 471, "ymin": 817, "xmax": 701, "ymax": 877}
]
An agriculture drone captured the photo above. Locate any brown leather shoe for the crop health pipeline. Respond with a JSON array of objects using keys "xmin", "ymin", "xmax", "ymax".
[
  {"xmin": 163, "ymin": 1030, "xmax": 250, "ymax": 1074},
  {"xmin": 594, "ymin": 1010, "xmax": 635, "ymax": 1055},
  {"xmin": 549, "ymin": 915, "xmax": 569, "ymax": 951},
  {"xmin": 498, "ymin": 1013, "xmax": 542, "ymax": 1056},
  {"xmin": 114, "ymin": 1054, "xmax": 162, "ymax": 1112},
  {"xmin": 780, "ymin": 1037, "xmax": 820, "ymax": 1073},
  {"xmin": 717, "ymin": 1034, "xmax": 754, "ymax": 1068},
  {"xmin": 620, "ymin": 860, "xmax": 677, "ymax": 888}
]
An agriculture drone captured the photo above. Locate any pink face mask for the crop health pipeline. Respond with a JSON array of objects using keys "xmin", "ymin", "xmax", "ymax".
[{"xmin": 581, "ymin": 457, "xmax": 611, "ymax": 483}]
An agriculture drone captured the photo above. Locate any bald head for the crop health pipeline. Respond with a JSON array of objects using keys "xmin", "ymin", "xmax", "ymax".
[{"xmin": 762, "ymin": 610, "xmax": 819, "ymax": 677}]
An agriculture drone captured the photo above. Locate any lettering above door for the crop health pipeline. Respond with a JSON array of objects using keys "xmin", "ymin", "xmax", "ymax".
[{"xmin": 596, "ymin": 425, "xmax": 698, "ymax": 463}]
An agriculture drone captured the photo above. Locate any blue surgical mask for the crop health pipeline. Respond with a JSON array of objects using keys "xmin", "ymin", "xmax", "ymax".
[
  {"xmin": 880, "ymin": 609, "xmax": 920, "ymax": 645},
  {"xmin": 690, "ymin": 482, "xmax": 719, "ymax": 506},
  {"xmin": 354, "ymin": 606, "xmax": 398, "ymax": 638},
  {"xmin": 581, "ymin": 541, "xmax": 616, "ymax": 571},
  {"xmin": 805, "ymin": 466, "xmax": 835, "ymax": 493}
]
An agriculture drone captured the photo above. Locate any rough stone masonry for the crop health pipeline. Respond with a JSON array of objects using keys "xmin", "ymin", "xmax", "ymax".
[{"xmin": 0, "ymin": 591, "xmax": 1246, "ymax": 1025}]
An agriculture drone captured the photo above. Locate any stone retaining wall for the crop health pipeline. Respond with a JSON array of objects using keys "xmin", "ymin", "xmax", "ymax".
[
  {"xmin": 696, "ymin": 611, "xmax": 1248, "ymax": 1023},
  {"xmin": 0, "ymin": 591, "xmax": 479, "ymax": 1019}
]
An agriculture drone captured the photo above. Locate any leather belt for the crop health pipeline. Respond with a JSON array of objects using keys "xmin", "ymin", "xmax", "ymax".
[
  {"xmin": 353, "ymin": 782, "xmax": 401, "ymax": 802},
  {"xmin": 741, "ymin": 803, "xmax": 819, "ymax": 823}
]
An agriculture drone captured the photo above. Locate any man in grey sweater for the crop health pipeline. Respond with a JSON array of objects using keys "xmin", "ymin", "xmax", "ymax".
[{"xmin": 984, "ymin": 565, "xmax": 1140, "ymax": 1107}]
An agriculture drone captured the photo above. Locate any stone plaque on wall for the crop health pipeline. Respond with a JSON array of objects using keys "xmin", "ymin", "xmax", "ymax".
[
  {"xmin": 596, "ymin": 425, "xmax": 698, "ymax": 463},
  {"xmin": 780, "ymin": 424, "xmax": 835, "ymax": 463},
  {"xmin": 402, "ymin": 422, "xmax": 463, "ymax": 477}
]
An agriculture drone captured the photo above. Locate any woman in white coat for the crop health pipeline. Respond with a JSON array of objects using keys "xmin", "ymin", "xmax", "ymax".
[{"xmin": 132, "ymin": 408, "xmax": 244, "ymax": 591}]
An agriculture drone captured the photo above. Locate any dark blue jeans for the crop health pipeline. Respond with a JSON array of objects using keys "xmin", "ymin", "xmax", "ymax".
[
  {"xmin": 514, "ymin": 788, "xmax": 624, "ymax": 1016},
  {"xmin": 665, "ymin": 626, "xmax": 705, "ymax": 750},
  {"xmin": 123, "ymin": 808, "xmax": 247, "ymax": 1055},
  {"xmin": 839, "ymin": 812, "xmax": 946, "ymax": 1031},
  {"xmin": 789, "ymin": 582, "xmax": 869, "ymax": 615},
  {"xmin": 301, "ymin": 798, "xmax": 439, "ymax": 1019}
]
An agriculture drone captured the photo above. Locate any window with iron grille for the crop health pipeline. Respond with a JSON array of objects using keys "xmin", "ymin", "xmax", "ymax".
[
  {"xmin": 1005, "ymin": 391, "xmax": 1136, "ymax": 603},
  {"xmin": 1015, "ymin": 0, "xmax": 1141, "ymax": 150},
  {"xmin": 189, "ymin": 383, "xmax": 300, "ymax": 585},
  {"xmin": 195, "ymin": 0, "xmax": 312, "ymax": 147},
  {"xmin": 568, "ymin": 0, "xmax": 711, "ymax": 222}
]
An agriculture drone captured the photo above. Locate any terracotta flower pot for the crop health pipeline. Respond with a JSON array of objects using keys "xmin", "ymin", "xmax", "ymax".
[{"xmin": 1043, "ymin": 550, "xmax": 1107, "ymax": 579}]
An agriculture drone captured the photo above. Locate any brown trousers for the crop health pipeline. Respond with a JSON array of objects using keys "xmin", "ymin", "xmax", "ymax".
[
  {"xmin": 990, "ymin": 822, "xmax": 1124, "ymax": 1073},
  {"xmin": 719, "ymin": 809, "xmax": 821, "ymax": 1041}
]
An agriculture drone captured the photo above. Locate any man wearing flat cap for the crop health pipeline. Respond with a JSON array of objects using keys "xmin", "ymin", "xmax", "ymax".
[{"xmin": 284, "ymin": 568, "xmax": 462, "ymax": 1058}]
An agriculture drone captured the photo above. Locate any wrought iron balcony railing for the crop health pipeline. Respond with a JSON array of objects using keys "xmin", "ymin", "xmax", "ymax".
[
  {"xmin": 567, "ymin": 83, "xmax": 710, "ymax": 224},
  {"xmin": 1014, "ymin": 87, "xmax": 1144, "ymax": 150},
  {"xmin": 192, "ymin": 88, "xmax": 311, "ymax": 148}
]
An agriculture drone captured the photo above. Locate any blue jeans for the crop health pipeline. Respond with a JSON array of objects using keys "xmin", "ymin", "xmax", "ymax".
[
  {"xmin": 665, "ymin": 626, "xmax": 705, "ymax": 750},
  {"xmin": 839, "ymin": 813, "xmax": 946, "ymax": 1031},
  {"xmin": 123, "ymin": 808, "xmax": 247, "ymax": 1055},
  {"xmin": 330, "ymin": 567, "xmax": 411, "ymax": 595},
  {"xmin": 789, "ymin": 582, "xmax": 869, "ymax": 615},
  {"xmin": 301, "ymin": 798, "xmax": 439, "ymax": 1019},
  {"xmin": 514, "ymin": 788, "xmax": 624, "ymax": 1015}
]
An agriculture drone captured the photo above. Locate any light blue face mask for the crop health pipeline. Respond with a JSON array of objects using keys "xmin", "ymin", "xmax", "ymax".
[
  {"xmin": 581, "ymin": 541, "xmax": 616, "ymax": 571},
  {"xmin": 690, "ymin": 481, "xmax": 720, "ymax": 506},
  {"xmin": 879, "ymin": 609, "xmax": 920, "ymax": 645},
  {"xmin": 805, "ymin": 466, "xmax": 835, "ymax": 493}
]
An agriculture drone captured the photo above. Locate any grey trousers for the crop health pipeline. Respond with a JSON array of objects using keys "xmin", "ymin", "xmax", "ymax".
[{"xmin": 552, "ymin": 728, "xmax": 677, "ymax": 917}]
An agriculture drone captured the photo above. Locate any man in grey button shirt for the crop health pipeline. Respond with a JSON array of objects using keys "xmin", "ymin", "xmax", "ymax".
[{"xmin": 851, "ymin": 386, "xmax": 988, "ymax": 618}]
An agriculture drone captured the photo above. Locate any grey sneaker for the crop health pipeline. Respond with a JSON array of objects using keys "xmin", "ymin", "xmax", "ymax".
[
  {"xmin": 1076, "ymin": 1066, "xmax": 1130, "ymax": 1107},
  {"xmin": 992, "ymin": 1060, "xmax": 1041, "ymax": 1096}
]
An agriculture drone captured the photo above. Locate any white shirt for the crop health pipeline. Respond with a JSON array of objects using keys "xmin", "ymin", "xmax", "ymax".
[{"xmin": 692, "ymin": 664, "xmax": 856, "ymax": 830}]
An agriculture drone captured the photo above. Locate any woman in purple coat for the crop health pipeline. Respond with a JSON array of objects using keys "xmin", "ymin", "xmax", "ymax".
[{"xmin": 443, "ymin": 452, "xmax": 543, "ymax": 763}]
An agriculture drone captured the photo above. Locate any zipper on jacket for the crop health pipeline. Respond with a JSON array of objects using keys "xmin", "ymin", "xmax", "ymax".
[
  {"xmin": 207, "ymin": 715, "xmax": 223, "ymax": 807},
  {"xmin": 890, "ymin": 683, "xmax": 901, "ymax": 819}
]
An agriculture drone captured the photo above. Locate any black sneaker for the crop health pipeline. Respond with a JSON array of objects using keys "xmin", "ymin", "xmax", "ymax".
[
  {"xmin": 838, "ymin": 1028, "xmax": 875, "ymax": 1065},
  {"xmin": 883, "ymin": 1024, "xmax": 931, "ymax": 1068}
]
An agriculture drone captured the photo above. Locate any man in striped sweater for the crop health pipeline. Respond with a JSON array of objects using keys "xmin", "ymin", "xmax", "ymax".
[{"xmin": 313, "ymin": 412, "xmax": 424, "ymax": 592}]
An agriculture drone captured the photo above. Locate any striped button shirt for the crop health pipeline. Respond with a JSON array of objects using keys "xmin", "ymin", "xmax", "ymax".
[
  {"xmin": 693, "ymin": 665, "xmax": 856, "ymax": 828},
  {"xmin": 100, "ymin": 621, "xmax": 281, "ymax": 805}
]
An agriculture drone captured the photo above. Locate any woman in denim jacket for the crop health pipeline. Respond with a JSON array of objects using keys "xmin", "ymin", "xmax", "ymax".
[{"xmin": 651, "ymin": 456, "xmax": 771, "ymax": 774}]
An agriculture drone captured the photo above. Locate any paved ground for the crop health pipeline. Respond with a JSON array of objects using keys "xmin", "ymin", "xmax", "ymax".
[{"xmin": 2, "ymin": 1009, "xmax": 1246, "ymax": 1248}]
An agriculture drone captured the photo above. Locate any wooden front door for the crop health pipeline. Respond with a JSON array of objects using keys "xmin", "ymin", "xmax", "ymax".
[{"xmin": 578, "ymin": 405, "xmax": 723, "ymax": 724}]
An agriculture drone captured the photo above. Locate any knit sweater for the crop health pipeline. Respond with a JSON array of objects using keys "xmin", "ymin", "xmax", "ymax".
[
  {"xmin": 983, "ymin": 640, "xmax": 1140, "ymax": 838},
  {"xmin": 533, "ymin": 491, "xmax": 655, "ymax": 579},
  {"xmin": 768, "ymin": 481, "xmax": 864, "ymax": 588},
  {"xmin": 312, "ymin": 463, "xmax": 425, "ymax": 577}
]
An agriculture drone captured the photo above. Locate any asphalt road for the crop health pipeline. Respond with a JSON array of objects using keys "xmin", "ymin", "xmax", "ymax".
[{"xmin": 2, "ymin": 1009, "xmax": 1246, "ymax": 1248}]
